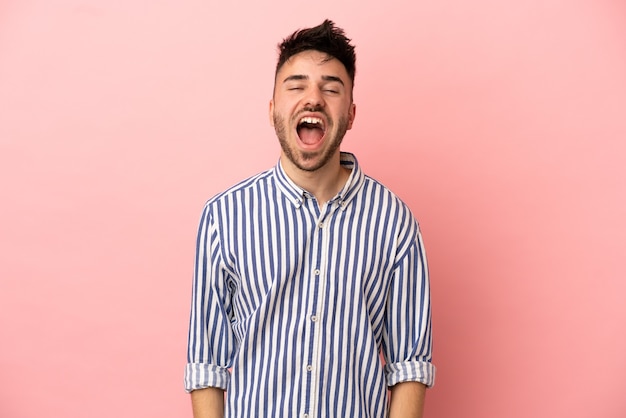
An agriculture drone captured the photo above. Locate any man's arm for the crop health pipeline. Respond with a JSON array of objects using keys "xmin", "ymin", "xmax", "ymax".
[
  {"xmin": 190, "ymin": 387, "xmax": 224, "ymax": 418},
  {"xmin": 389, "ymin": 381, "xmax": 426, "ymax": 418},
  {"xmin": 185, "ymin": 205, "xmax": 233, "ymax": 410}
]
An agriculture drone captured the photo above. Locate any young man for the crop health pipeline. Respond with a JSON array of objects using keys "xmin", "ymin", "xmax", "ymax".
[{"xmin": 185, "ymin": 20, "xmax": 435, "ymax": 418}]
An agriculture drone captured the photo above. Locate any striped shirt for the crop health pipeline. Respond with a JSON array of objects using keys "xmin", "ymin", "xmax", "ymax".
[{"xmin": 185, "ymin": 152, "xmax": 435, "ymax": 417}]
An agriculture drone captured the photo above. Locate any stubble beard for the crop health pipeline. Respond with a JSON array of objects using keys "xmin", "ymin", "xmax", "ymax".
[{"xmin": 273, "ymin": 111, "xmax": 349, "ymax": 173}]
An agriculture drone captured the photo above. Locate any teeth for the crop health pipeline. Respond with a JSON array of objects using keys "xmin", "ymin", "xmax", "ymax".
[{"xmin": 299, "ymin": 116, "xmax": 323, "ymax": 126}]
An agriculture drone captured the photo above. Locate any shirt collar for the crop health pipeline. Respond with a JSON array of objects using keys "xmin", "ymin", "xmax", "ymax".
[{"xmin": 273, "ymin": 152, "xmax": 365, "ymax": 209}]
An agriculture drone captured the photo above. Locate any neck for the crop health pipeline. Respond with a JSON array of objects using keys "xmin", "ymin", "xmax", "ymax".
[{"xmin": 281, "ymin": 153, "xmax": 350, "ymax": 206}]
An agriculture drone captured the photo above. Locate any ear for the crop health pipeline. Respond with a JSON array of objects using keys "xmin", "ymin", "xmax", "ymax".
[
  {"xmin": 347, "ymin": 102, "xmax": 356, "ymax": 130},
  {"xmin": 269, "ymin": 99, "xmax": 275, "ymax": 127}
]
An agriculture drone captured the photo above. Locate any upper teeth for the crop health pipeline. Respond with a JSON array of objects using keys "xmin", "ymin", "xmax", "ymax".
[{"xmin": 299, "ymin": 117, "xmax": 323, "ymax": 126}]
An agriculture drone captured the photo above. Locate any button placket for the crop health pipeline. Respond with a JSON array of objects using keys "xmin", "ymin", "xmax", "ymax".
[{"xmin": 305, "ymin": 208, "xmax": 332, "ymax": 418}]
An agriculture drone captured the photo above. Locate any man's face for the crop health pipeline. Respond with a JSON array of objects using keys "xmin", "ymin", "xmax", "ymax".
[{"xmin": 270, "ymin": 50, "xmax": 356, "ymax": 173}]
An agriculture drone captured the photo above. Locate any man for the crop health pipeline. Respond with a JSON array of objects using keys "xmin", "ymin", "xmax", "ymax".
[{"xmin": 185, "ymin": 20, "xmax": 435, "ymax": 418}]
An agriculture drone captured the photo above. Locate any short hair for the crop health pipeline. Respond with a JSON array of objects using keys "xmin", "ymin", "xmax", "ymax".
[{"xmin": 276, "ymin": 19, "xmax": 356, "ymax": 87}]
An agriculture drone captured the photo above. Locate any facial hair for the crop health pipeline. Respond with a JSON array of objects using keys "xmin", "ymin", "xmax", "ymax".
[{"xmin": 273, "ymin": 109, "xmax": 350, "ymax": 173}]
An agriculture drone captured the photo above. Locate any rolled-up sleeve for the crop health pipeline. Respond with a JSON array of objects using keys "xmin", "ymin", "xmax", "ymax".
[
  {"xmin": 382, "ymin": 227, "xmax": 436, "ymax": 388},
  {"xmin": 185, "ymin": 204, "xmax": 236, "ymax": 392}
]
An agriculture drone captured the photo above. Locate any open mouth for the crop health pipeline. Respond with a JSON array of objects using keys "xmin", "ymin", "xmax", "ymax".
[{"xmin": 296, "ymin": 116, "xmax": 326, "ymax": 145}]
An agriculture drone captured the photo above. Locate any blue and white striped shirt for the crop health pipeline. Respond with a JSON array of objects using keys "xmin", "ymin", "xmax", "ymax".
[{"xmin": 185, "ymin": 152, "xmax": 435, "ymax": 417}]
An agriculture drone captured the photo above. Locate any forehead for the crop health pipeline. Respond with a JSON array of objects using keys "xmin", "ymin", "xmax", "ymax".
[{"xmin": 278, "ymin": 50, "xmax": 349, "ymax": 80}]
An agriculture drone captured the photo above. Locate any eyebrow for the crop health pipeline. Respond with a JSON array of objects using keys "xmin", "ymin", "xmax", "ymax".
[
  {"xmin": 322, "ymin": 75, "xmax": 345, "ymax": 85},
  {"xmin": 283, "ymin": 74, "xmax": 345, "ymax": 86}
]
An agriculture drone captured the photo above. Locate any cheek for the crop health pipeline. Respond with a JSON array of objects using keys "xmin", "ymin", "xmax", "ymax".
[{"xmin": 275, "ymin": 103, "xmax": 299, "ymax": 122}]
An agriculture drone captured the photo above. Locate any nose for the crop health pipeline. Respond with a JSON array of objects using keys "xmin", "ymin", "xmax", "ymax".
[{"xmin": 304, "ymin": 87, "xmax": 325, "ymax": 108}]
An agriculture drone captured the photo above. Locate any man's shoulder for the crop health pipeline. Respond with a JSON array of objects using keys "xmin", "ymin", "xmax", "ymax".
[
  {"xmin": 359, "ymin": 173, "xmax": 420, "ymax": 224},
  {"xmin": 205, "ymin": 168, "xmax": 275, "ymax": 206},
  {"xmin": 361, "ymin": 173, "xmax": 409, "ymax": 207}
]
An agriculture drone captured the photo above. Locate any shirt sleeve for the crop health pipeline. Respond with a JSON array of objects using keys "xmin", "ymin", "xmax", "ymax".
[
  {"xmin": 382, "ymin": 219, "xmax": 436, "ymax": 388},
  {"xmin": 184, "ymin": 203, "xmax": 236, "ymax": 392}
]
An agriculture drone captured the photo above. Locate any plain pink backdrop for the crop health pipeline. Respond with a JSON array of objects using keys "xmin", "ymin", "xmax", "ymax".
[{"xmin": 1, "ymin": 1, "xmax": 625, "ymax": 417}]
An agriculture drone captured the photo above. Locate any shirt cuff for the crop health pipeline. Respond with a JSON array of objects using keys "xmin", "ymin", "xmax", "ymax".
[
  {"xmin": 184, "ymin": 363, "xmax": 230, "ymax": 392},
  {"xmin": 385, "ymin": 360, "xmax": 436, "ymax": 388}
]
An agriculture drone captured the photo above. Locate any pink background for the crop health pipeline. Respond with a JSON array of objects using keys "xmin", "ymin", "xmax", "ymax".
[{"xmin": 1, "ymin": 1, "xmax": 625, "ymax": 417}]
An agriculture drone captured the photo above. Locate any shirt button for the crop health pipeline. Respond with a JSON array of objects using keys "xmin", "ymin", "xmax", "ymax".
[
  {"xmin": 318, "ymin": 222, "xmax": 324, "ymax": 228},
  {"xmin": 306, "ymin": 365, "xmax": 313, "ymax": 372},
  {"xmin": 311, "ymin": 315, "xmax": 318, "ymax": 322},
  {"xmin": 314, "ymin": 269, "xmax": 320, "ymax": 275},
  {"xmin": 304, "ymin": 414, "xmax": 309, "ymax": 418}
]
